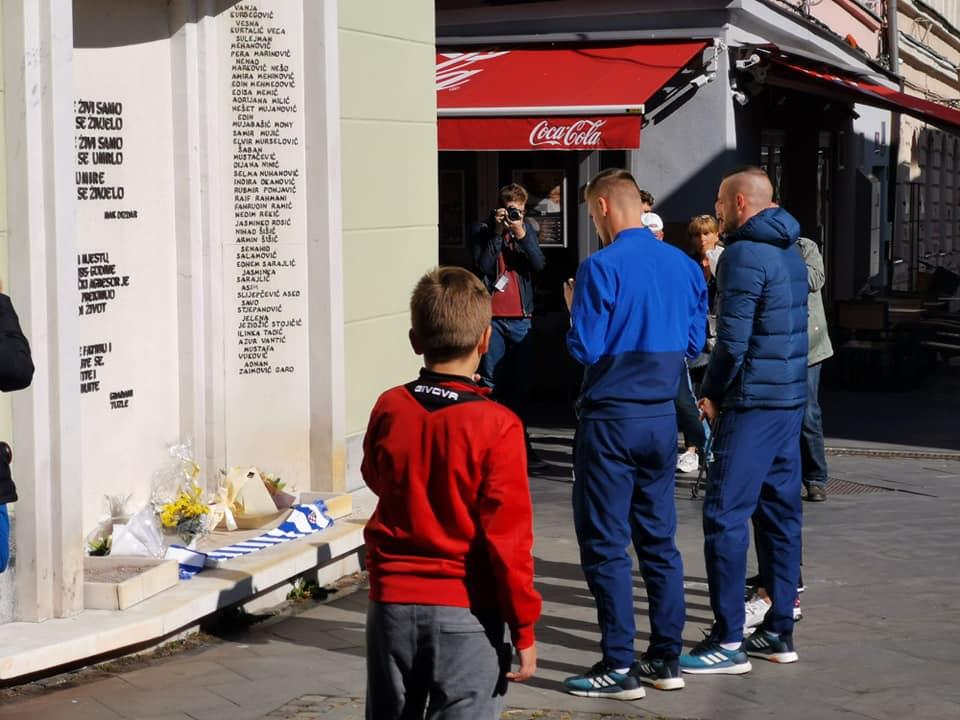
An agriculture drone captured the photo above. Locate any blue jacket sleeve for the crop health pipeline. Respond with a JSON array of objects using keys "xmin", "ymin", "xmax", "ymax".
[
  {"xmin": 700, "ymin": 246, "xmax": 764, "ymax": 402},
  {"xmin": 517, "ymin": 225, "xmax": 546, "ymax": 272},
  {"xmin": 687, "ymin": 269, "xmax": 708, "ymax": 360},
  {"xmin": 566, "ymin": 258, "xmax": 614, "ymax": 366},
  {"xmin": 471, "ymin": 219, "xmax": 502, "ymax": 282}
]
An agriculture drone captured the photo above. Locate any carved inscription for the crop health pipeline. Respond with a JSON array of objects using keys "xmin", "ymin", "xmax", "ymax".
[{"xmin": 229, "ymin": 3, "xmax": 303, "ymax": 378}]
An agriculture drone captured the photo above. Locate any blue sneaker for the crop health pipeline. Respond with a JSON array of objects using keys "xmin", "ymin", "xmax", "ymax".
[
  {"xmin": 563, "ymin": 660, "xmax": 645, "ymax": 700},
  {"xmin": 633, "ymin": 653, "xmax": 685, "ymax": 690},
  {"xmin": 679, "ymin": 636, "xmax": 752, "ymax": 675},
  {"xmin": 744, "ymin": 628, "xmax": 799, "ymax": 663}
]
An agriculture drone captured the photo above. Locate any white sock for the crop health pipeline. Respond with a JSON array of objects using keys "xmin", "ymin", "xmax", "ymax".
[
  {"xmin": 614, "ymin": 666, "xmax": 631, "ymax": 674},
  {"xmin": 720, "ymin": 641, "xmax": 741, "ymax": 651}
]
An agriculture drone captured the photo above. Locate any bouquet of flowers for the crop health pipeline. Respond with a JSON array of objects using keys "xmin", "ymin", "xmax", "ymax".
[
  {"xmin": 158, "ymin": 481, "xmax": 210, "ymax": 544},
  {"xmin": 151, "ymin": 441, "xmax": 211, "ymax": 546}
]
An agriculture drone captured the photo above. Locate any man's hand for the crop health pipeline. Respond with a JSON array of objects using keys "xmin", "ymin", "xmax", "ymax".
[
  {"xmin": 698, "ymin": 397, "xmax": 718, "ymax": 424},
  {"xmin": 506, "ymin": 643, "xmax": 537, "ymax": 682},
  {"xmin": 507, "ymin": 217, "xmax": 526, "ymax": 240},
  {"xmin": 563, "ymin": 278, "xmax": 575, "ymax": 312}
]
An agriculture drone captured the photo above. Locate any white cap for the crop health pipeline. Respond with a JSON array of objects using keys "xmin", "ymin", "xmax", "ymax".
[{"xmin": 641, "ymin": 212, "xmax": 664, "ymax": 233}]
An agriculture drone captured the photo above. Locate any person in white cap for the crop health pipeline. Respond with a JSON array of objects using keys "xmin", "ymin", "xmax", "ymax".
[{"xmin": 641, "ymin": 212, "xmax": 665, "ymax": 240}]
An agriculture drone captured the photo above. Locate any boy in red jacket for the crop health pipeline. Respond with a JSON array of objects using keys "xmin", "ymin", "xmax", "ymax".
[{"xmin": 362, "ymin": 267, "xmax": 541, "ymax": 718}]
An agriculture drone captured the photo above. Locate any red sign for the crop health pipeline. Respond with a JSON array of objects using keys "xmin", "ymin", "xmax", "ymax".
[
  {"xmin": 436, "ymin": 43, "xmax": 707, "ymax": 112},
  {"xmin": 435, "ymin": 42, "xmax": 706, "ymax": 151},
  {"xmin": 773, "ymin": 57, "xmax": 960, "ymax": 133},
  {"xmin": 439, "ymin": 115, "xmax": 642, "ymax": 151}
]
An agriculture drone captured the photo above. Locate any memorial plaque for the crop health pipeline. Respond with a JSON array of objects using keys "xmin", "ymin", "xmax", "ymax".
[
  {"xmin": 219, "ymin": 1, "xmax": 311, "ymax": 488},
  {"xmin": 74, "ymin": 14, "xmax": 181, "ymax": 532}
]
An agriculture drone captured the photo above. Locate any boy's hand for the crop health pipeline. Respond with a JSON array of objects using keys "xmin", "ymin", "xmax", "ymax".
[
  {"xmin": 506, "ymin": 643, "xmax": 537, "ymax": 682},
  {"xmin": 698, "ymin": 397, "xmax": 718, "ymax": 424}
]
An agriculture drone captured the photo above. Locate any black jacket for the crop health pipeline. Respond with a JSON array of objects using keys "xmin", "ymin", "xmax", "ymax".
[
  {"xmin": 0, "ymin": 294, "xmax": 34, "ymax": 504},
  {"xmin": 470, "ymin": 216, "xmax": 546, "ymax": 317}
]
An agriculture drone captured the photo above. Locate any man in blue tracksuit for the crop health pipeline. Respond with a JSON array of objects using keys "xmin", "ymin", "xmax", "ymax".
[
  {"xmin": 562, "ymin": 169, "xmax": 707, "ymax": 700},
  {"xmin": 679, "ymin": 167, "xmax": 808, "ymax": 675}
]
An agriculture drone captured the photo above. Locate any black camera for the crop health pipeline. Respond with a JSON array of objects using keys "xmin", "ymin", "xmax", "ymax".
[{"xmin": 505, "ymin": 207, "xmax": 522, "ymax": 222}]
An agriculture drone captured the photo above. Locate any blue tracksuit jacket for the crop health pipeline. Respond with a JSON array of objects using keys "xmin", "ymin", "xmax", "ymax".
[{"xmin": 567, "ymin": 227, "xmax": 707, "ymax": 419}]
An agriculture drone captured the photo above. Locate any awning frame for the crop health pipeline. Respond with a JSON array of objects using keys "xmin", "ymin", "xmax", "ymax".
[{"xmin": 438, "ymin": 104, "xmax": 645, "ymax": 118}]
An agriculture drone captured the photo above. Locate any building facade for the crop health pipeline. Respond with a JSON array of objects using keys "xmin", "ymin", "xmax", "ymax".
[
  {"xmin": 435, "ymin": 0, "xmax": 896, "ymax": 397},
  {"xmin": 890, "ymin": 0, "xmax": 960, "ymax": 292},
  {"xmin": 0, "ymin": 0, "xmax": 437, "ymax": 624}
]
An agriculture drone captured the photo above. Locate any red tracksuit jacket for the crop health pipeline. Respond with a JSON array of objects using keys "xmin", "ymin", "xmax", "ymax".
[{"xmin": 361, "ymin": 369, "xmax": 542, "ymax": 649}]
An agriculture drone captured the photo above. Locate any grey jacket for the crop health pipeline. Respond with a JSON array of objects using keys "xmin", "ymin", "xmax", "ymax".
[{"xmin": 796, "ymin": 237, "xmax": 833, "ymax": 366}]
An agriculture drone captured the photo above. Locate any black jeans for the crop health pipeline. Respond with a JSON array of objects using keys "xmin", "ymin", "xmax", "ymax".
[
  {"xmin": 675, "ymin": 366, "xmax": 707, "ymax": 451},
  {"xmin": 800, "ymin": 363, "xmax": 828, "ymax": 488}
]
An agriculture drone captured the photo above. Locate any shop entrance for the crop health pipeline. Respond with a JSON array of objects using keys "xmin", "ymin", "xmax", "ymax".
[{"xmin": 438, "ymin": 149, "xmax": 626, "ymax": 401}]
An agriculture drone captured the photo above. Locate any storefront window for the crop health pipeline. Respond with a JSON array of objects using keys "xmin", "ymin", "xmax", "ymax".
[{"xmin": 512, "ymin": 169, "xmax": 566, "ymax": 247}]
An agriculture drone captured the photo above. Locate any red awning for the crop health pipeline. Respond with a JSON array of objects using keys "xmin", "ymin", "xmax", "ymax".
[
  {"xmin": 770, "ymin": 57, "xmax": 960, "ymax": 133},
  {"xmin": 436, "ymin": 42, "xmax": 708, "ymax": 151}
]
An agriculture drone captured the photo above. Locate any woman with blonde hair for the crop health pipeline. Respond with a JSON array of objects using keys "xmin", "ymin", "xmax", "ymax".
[{"xmin": 674, "ymin": 215, "xmax": 721, "ymax": 474}]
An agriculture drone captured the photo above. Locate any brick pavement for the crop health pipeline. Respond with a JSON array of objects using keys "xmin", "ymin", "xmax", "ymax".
[{"xmin": 1, "ymin": 426, "xmax": 959, "ymax": 720}]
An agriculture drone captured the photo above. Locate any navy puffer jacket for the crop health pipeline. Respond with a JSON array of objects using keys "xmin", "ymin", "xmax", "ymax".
[{"xmin": 700, "ymin": 207, "xmax": 808, "ymax": 410}]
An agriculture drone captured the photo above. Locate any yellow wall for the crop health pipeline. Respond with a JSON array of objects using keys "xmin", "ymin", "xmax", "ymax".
[{"xmin": 339, "ymin": 0, "xmax": 438, "ymax": 436}]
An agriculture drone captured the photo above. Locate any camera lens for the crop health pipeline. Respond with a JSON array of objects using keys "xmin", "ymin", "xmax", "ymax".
[{"xmin": 506, "ymin": 207, "xmax": 522, "ymax": 222}]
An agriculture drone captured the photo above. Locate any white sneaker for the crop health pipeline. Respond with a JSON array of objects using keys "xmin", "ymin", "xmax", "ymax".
[
  {"xmin": 676, "ymin": 450, "xmax": 699, "ymax": 474},
  {"xmin": 743, "ymin": 594, "xmax": 802, "ymax": 634},
  {"xmin": 743, "ymin": 593, "xmax": 771, "ymax": 634}
]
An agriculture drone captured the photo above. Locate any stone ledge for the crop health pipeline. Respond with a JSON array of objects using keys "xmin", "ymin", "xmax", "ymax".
[{"xmin": 0, "ymin": 515, "xmax": 367, "ymax": 682}]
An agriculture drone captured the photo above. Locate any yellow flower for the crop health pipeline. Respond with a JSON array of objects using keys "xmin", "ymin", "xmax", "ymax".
[{"xmin": 158, "ymin": 482, "xmax": 210, "ymax": 529}]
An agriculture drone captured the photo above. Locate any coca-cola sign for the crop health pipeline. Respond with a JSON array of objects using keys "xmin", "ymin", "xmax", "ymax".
[
  {"xmin": 436, "ymin": 52, "xmax": 511, "ymax": 92},
  {"xmin": 528, "ymin": 119, "xmax": 606, "ymax": 148}
]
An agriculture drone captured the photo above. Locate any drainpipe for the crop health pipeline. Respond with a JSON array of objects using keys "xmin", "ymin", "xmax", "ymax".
[
  {"xmin": 888, "ymin": 0, "xmax": 900, "ymax": 78},
  {"xmin": 886, "ymin": 0, "xmax": 902, "ymax": 290}
]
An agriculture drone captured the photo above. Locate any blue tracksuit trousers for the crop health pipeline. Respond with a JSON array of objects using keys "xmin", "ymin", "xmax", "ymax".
[
  {"xmin": 572, "ymin": 415, "xmax": 685, "ymax": 666},
  {"xmin": 703, "ymin": 406, "xmax": 804, "ymax": 643}
]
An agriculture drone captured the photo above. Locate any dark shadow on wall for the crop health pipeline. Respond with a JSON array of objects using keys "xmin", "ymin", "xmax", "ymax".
[{"xmin": 74, "ymin": 0, "xmax": 243, "ymax": 49}]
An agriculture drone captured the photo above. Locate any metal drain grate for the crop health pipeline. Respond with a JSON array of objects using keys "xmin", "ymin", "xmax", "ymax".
[
  {"xmin": 826, "ymin": 446, "xmax": 960, "ymax": 462},
  {"xmin": 824, "ymin": 477, "xmax": 893, "ymax": 495}
]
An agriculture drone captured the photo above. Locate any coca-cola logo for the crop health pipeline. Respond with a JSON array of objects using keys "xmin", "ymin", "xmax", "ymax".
[
  {"xmin": 529, "ymin": 119, "xmax": 606, "ymax": 148},
  {"xmin": 436, "ymin": 52, "xmax": 510, "ymax": 92}
]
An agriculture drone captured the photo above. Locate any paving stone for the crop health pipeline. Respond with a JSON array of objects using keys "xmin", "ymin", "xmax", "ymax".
[{"xmin": 5, "ymin": 409, "xmax": 960, "ymax": 720}]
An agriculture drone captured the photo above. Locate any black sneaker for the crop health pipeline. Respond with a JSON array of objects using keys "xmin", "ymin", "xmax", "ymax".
[
  {"xmin": 805, "ymin": 485, "xmax": 827, "ymax": 502},
  {"xmin": 744, "ymin": 628, "xmax": 799, "ymax": 664},
  {"xmin": 633, "ymin": 653, "xmax": 685, "ymax": 690},
  {"xmin": 563, "ymin": 660, "xmax": 645, "ymax": 700}
]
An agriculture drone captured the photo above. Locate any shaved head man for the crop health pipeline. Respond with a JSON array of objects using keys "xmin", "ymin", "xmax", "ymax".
[
  {"xmin": 680, "ymin": 166, "xmax": 809, "ymax": 677},
  {"xmin": 714, "ymin": 166, "xmax": 775, "ymax": 235},
  {"xmin": 563, "ymin": 168, "xmax": 707, "ymax": 698}
]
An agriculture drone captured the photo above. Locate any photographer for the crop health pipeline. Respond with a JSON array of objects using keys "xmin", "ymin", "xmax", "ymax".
[
  {"xmin": 471, "ymin": 183, "xmax": 546, "ymax": 472},
  {"xmin": 0, "ymin": 279, "xmax": 34, "ymax": 573}
]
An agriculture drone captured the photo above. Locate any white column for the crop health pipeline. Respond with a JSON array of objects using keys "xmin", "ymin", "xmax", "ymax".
[
  {"xmin": 4, "ymin": 0, "xmax": 82, "ymax": 620},
  {"xmin": 303, "ymin": 0, "xmax": 346, "ymax": 492},
  {"xmin": 169, "ymin": 0, "xmax": 227, "ymax": 477}
]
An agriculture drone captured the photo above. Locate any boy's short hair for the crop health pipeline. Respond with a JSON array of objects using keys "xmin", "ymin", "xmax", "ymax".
[
  {"xmin": 410, "ymin": 267, "xmax": 492, "ymax": 364},
  {"xmin": 584, "ymin": 168, "xmax": 642, "ymax": 204},
  {"xmin": 498, "ymin": 183, "xmax": 528, "ymax": 206}
]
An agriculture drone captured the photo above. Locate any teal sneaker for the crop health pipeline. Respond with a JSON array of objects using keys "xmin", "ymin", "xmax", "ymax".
[
  {"xmin": 744, "ymin": 628, "xmax": 799, "ymax": 663},
  {"xmin": 679, "ymin": 636, "xmax": 752, "ymax": 675},
  {"xmin": 633, "ymin": 653, "xmax": 685, "ymax": 690},
  {"xmin": 563, "ymin": 660, "xmax": 645, "ymax": 700}
]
